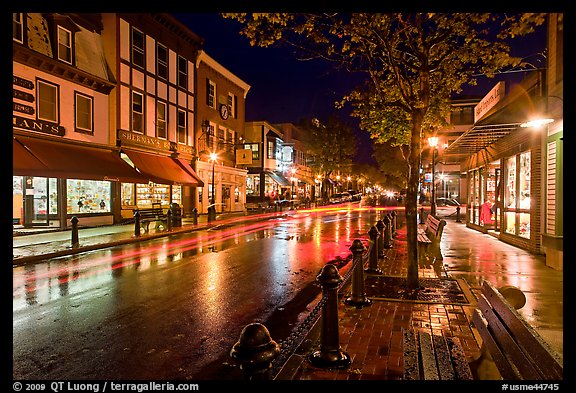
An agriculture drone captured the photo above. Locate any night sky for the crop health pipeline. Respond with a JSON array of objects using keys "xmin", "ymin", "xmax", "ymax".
[{"xmin": 173, "ymin": 13, "xmax": 548, "ymax": 164}]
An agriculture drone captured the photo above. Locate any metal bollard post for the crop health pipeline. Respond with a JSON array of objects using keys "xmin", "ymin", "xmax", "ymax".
[
  {"xmin": 376, "ymin": 220, "xmax": 385, "ymax": 258},
  {"xmin": 365, "ymin": 226, "xmax": 383, "ymax": 274},
  {"xmin": 70, "ymin": 216, "xmax": 79, "ymax": 248},
  {"xmin": 167, "ymin": 208, "xmax": 172, "ymax": 232},
  {"xmin": 134, "ymin": 211, "xmax": 141, "ymax": 237},
  {"xmin": 383, "ymin": 215, "xmax": 393, "ymax": 249},
  {"xmin": 391, "ymin": 210, "xmax": 398, "ymax": 237},
  {"xmin": 192, "ymin": 208, "xmax": 198, "ymax": 225},
  {"xmin": 230, "ymin": 322, "xmax": 280, "ymax": 380},
  {"xmin": 308, "ymin": 264, "xmax": 351, "ymax": 369},
  {"xmin": 456, "ymin": 206, "xmax": 461, "ymax": 223},
  {"xmin": 345, "ymin": 239, "xmax": 372, "ymax": 308},
  {"xmin": 419, "ymin": 207, "xmax": 425, "ymax": 224}
]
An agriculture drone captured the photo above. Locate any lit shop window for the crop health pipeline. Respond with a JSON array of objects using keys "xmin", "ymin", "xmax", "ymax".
[
  {"xmin": 503, "ymin": 152, "xmax": 531, "ymax": 239},
  {"xmin": 67, "ymin": 179, "xmax": 111, "ymax": 214}
]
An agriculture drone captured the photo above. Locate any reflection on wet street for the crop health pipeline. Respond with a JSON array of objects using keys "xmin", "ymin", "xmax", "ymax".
[{"xmin": 13, "ymin": 206, "xmax": 385, "ymax": 380}]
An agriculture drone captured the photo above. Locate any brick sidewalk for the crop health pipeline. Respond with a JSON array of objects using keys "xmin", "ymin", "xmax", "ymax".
[{"xmin": 279, "ymin": 227, "xmax": 481, "ymax": 380}]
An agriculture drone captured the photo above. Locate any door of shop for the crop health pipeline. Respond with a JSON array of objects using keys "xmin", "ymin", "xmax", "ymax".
[
  {"xmin": 223, "ymin": 185, "xmax": 231, "ymax": 212},
  {"xmin": 23, "ymin": 176, "xmax": 50, "ymax": 227}
]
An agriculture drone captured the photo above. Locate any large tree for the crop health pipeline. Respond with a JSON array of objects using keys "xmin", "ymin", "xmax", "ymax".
[
  {"xmin": 298, "ymin": 115, "xmax": 357, "ymax": 199},
  {"xmin": 224, "ymin": 13, "xmax": 545, "ymax": 289}
]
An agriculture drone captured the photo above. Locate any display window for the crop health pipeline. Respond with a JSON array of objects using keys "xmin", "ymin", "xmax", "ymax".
[
  {"xmin": 67, "ymin": 179, "xmax": 111, "ymax": 214},
  {"xmin": 134, "ymin": 182, "xmax": 177, "ymax": 208},
  {"xmin": 503, "ymin": 152, "xmax": 531, "ymax": 239},
  {"xmin": 246, "ymin": 174, "xmax": 260, "ymax": 197},
  {"xmin": 121, "ymin": 182, "xmax": 135, "ymax": 206}
]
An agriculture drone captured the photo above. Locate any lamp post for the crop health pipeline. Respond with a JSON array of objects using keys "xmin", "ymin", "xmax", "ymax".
[
  {"xmin": 209, "ymin": 152, "xmax": 218, "ymax": 222},
  {"xmin": 290, "ymin": 168, "xmax": 296, "ymax": 201},
  {"xmin": 428, "ymin": 136, "xmax": 439, "ymax": 216},
  {"xmin": 347, "ymin": 176, "xmax": 351, "ymax": 191}
]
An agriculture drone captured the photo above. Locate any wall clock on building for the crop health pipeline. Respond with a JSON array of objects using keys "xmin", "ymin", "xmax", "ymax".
[{"xmin": 219, "ymin": 104, "xmax": 229, "ymax": 120}]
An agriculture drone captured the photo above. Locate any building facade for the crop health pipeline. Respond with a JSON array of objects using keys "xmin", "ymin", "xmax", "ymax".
[
  {"xmin": 13, "ymin": 13, "xmax": 137, "ymax": 229},
  {"xmin": 194, "ymin": 50, "xmax": 250, "ymax": 214},
  {"xmin": 101, "ymin": 13, "xmax": 204, "ymax": 219}
]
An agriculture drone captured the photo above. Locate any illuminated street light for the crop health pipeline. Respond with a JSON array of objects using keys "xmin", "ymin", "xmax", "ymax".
[
  {"xmin": 520, "ymin": 118, "xmax": 554, "ymax": 128},
  {"xmin": 428, "ymin": 136, "xmax": 439, "ymax": 216},
  {"xmin": 208, "ymin": 152, "xmax": 218, "ymax": 222}
]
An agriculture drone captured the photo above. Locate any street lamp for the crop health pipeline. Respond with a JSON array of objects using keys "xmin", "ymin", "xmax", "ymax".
[
  {"xmin": 428, "ymin": 136, "xmax": 439, "ymax": 216},
  {"xmin": 290, "ymin": 168, "xmax": 296, "ymax": 200},
  {"xmin": 336, "ymin": 175, "xmax": 341, "ymax": 192},
  {"xmin": 347, "ymin": 176, "xmax": 351, "ymax": 191},
  {"xmin": 208, "ymin": 152, "xmax": 218, "ymax": 221}
]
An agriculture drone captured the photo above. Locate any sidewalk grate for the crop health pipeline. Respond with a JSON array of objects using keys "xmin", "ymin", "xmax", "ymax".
[{"xmin": 363, "ymin": 275, "xmax": 470, "ymax": 305}]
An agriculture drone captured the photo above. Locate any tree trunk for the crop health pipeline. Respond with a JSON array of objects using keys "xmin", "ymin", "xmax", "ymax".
[{"xmin": 405, "ymin": 114, "xmax": 424, "ymax": 289}]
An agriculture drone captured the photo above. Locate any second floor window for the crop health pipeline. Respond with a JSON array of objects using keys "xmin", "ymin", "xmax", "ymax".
[
  {"xmin": 177, "ymin": 109, "xmax": 187, "ymax": 144},
  {"xmin": 267, "ymin": 140, "xmax": 276, "ymax": 159},
  {"xmin": 37, "ymin": 80, "xmax": 58, "ymax": 123},
  {"xmin": 57, "ymin": 26, "xmax": 72, "ymax": 64},
  {"xmin": 156, "ymin": 101, "xmax": 167, "ymax": 139},
  {"xmin": 132, "ymin": 91, "xmax": 144, "ymax": 133},
  {"xmin": 157, "ymin": 44, "xmax": 168, "ymax": 80},
  {"xmin": 227, "ymin": 93, "xmax": 236, "ymax": 119},
  {"xmin": 131, "ymin": 28, "xmax": 145, "ymax": 68},
  {"xmin": 206, "ymin": 79, "xmax": 216, "ymax": 109},
  {"xmin": 178, "ymin": 56, "xmax": 188, "ymax": 89},
  {"xmin": 75, "ymin": 93, "xmax": 93, "ymax": 133}
]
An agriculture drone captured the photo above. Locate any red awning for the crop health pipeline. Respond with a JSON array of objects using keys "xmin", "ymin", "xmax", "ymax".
[
  {"xmin": 13, "ymin": 135, "xmax": 151, "ymax": 183},
  {"xmin": 122, "ymin": 149, "xmax": 203, "ymax": 186},
  {"xmin": 174, "ymin": 158, "xmax": 204, "ymax": 187}
]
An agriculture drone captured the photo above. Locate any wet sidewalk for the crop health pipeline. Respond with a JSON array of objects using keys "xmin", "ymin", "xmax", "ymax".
[{"xmin": 275, "ymin": 225, "xmax": 484, "ymax": 380}]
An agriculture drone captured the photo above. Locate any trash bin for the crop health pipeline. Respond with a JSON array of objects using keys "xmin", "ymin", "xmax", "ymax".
[{"xmin": 169, "ymin": 203, "xmax": 182, "ymax": 227}]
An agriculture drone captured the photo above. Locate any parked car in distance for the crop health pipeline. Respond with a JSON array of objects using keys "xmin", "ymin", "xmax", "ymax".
[
  {"xmin": 341, "ymin": 192, "xmax": 352, "ymax": 202},
  {"xmin": 436, "ymin": 197, "xmax": 461, "ymax": 206},
  {"xmin": 329, "ymin": 193, "xmax": 343, "ymax": 204}
]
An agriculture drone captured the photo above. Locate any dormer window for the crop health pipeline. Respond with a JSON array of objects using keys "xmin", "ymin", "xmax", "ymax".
[{"xmin": 57, "ymin": 25, "xmax": 72, "ymax": 64}]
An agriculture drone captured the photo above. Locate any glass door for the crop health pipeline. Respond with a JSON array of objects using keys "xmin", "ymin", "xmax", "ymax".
[{"xmin": 23, "ymin": 176, "xmax": 50, "ymax": 226}]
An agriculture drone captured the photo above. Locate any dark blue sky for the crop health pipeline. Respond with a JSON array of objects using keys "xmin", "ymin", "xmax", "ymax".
[{"xmin": 173, "ymin": 13, "xmax": 548, "ymax": 164}]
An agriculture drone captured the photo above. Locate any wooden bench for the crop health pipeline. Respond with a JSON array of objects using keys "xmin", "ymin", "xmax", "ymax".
[
  {"xmin": 134, "ymin": 206, "xmax": 168, "ymax": 234},
  {"xmin": 403, "ymin": 329, "xmax": 473, "ymax": 380},
  {"xmin": 417, "ymin": 214, "xmax": 446, "ymax": 263},
  {"xmin": 472, "ymin": 280, "xmax": 563, "ymax": 380}
]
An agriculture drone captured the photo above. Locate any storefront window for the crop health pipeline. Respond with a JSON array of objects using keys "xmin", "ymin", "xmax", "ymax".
[
  {"xmin": 67, "ymin": 179, "xmax": 111, "ymax": 214},
  {"xmin": 503, "ymin": 152, "xmax": 531, "ymax": 239},
  {"xmin": 246, "ymin": 174, "xmax": 260, "ymax": 197},
  {"xmin": 519, "ymin": 152, "xmax": 531, "ymax": 210},
  {"xmin": 121, "ymin": 183, "xmax": 135, "ymax": 206},
  {"xmin": 135, "ymin": 182, "xmax": 172, "ymax": 208},
  {"xmin": 505, "ymin": 157, "xmax": 516, "ymax": 209},
  {"xmin": 13, "ymin": 176, "xmax": 23, "ymax": 225},
  {"xmin": 172, "ymin": 185, "xmax": 182, "ymax": 205}
]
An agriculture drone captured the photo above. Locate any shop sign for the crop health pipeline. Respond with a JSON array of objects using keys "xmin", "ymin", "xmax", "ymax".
[
  {"xmin": 118, "ymin": 129, "xmax": 171, "ymax": 150},
  {"xmin": 236, "ymin": 148, "xmax": 253, "ymax": 165},
  {"xmin": 13, "ymin": 75, "xmax": 34, "ymax": 90},
  {"xmin": 13, "ymin": 102, "xmax": 35, "ymax": 115},
  {"xmin": 13, "ymin": 115, "xmax": 65, "ymax": 136},
  {"xmin": 170, "ymin": 141, "xmax": 194, "ymax": 155},
  {"xmin": 474, "ymin": 81, "xmax": 505, "ymax": 123},
  {"xmin": 13, "ymin": 89, "xmax": 35, "ymax": 102}
]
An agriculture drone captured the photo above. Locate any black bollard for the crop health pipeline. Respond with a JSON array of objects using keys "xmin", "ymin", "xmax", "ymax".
[
  {"xmin": 376, "ymin": 220, "xmax": 385, "ymax": 258},
  {"xmin": 230, "ymin": 322, "xmax": 280, "ymax": 380},
  {"xmin": 345, "ymin": 239, "xmax": 372, "ymax": 308},
  {"xmin": 365, "ymin": 226, "xmax": 383, "ymax": 274},
  {"xmin": 134, "ymin": 210, "xmax": 141, "ymax": 237},
  {"xmin": 391, "ymin": 210, "xmax": 398, "ymax": 237},
  {"xmin": 70, "ymin": 216, "xmax": 79, "ymax": 248},
  {"xmin": 308, "ymin": 264, "xmax": 351, "ymax": 369},
  {"xmin": 192, "ymin": 208, "xmax": 198, "ymax": 225},
  {"xmin": 167, "ymin": 208, "xmax": 172, "ymax": 232},
  {"xmin": 456, "ymin": 205, "xmax": 461, "ymax": 223},
  {"xmin": 383, "ymin": 215, "xmax": 393, "ymax": 249},
  {"xmin": 420, "ymin": 207, "xmax": 425, "ymax": 225}
]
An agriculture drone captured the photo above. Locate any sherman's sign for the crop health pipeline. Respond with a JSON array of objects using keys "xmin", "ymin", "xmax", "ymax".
[
  {"xmin": 13, "ymin": 115, "xmax": 65, "ymax": 136},
  {"xmin": 118, "ymin": 130, "xmax": 171, "ymax": 150}
]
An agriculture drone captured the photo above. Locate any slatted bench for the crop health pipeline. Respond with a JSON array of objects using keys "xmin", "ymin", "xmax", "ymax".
[
  {"xmin": 472, "ymin": 280, "xmax": 563, "ymax": 380},
  {"xmin": 403, "ymin": 329, "xmax": 473, "ymax": 380},
  {"xmin": 134, "ymin": 206, "xmax": 168, "ymax": 234},
  {"xmin": 417, "ymin": 214, "xmax": 446, "ymax": 263}
]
